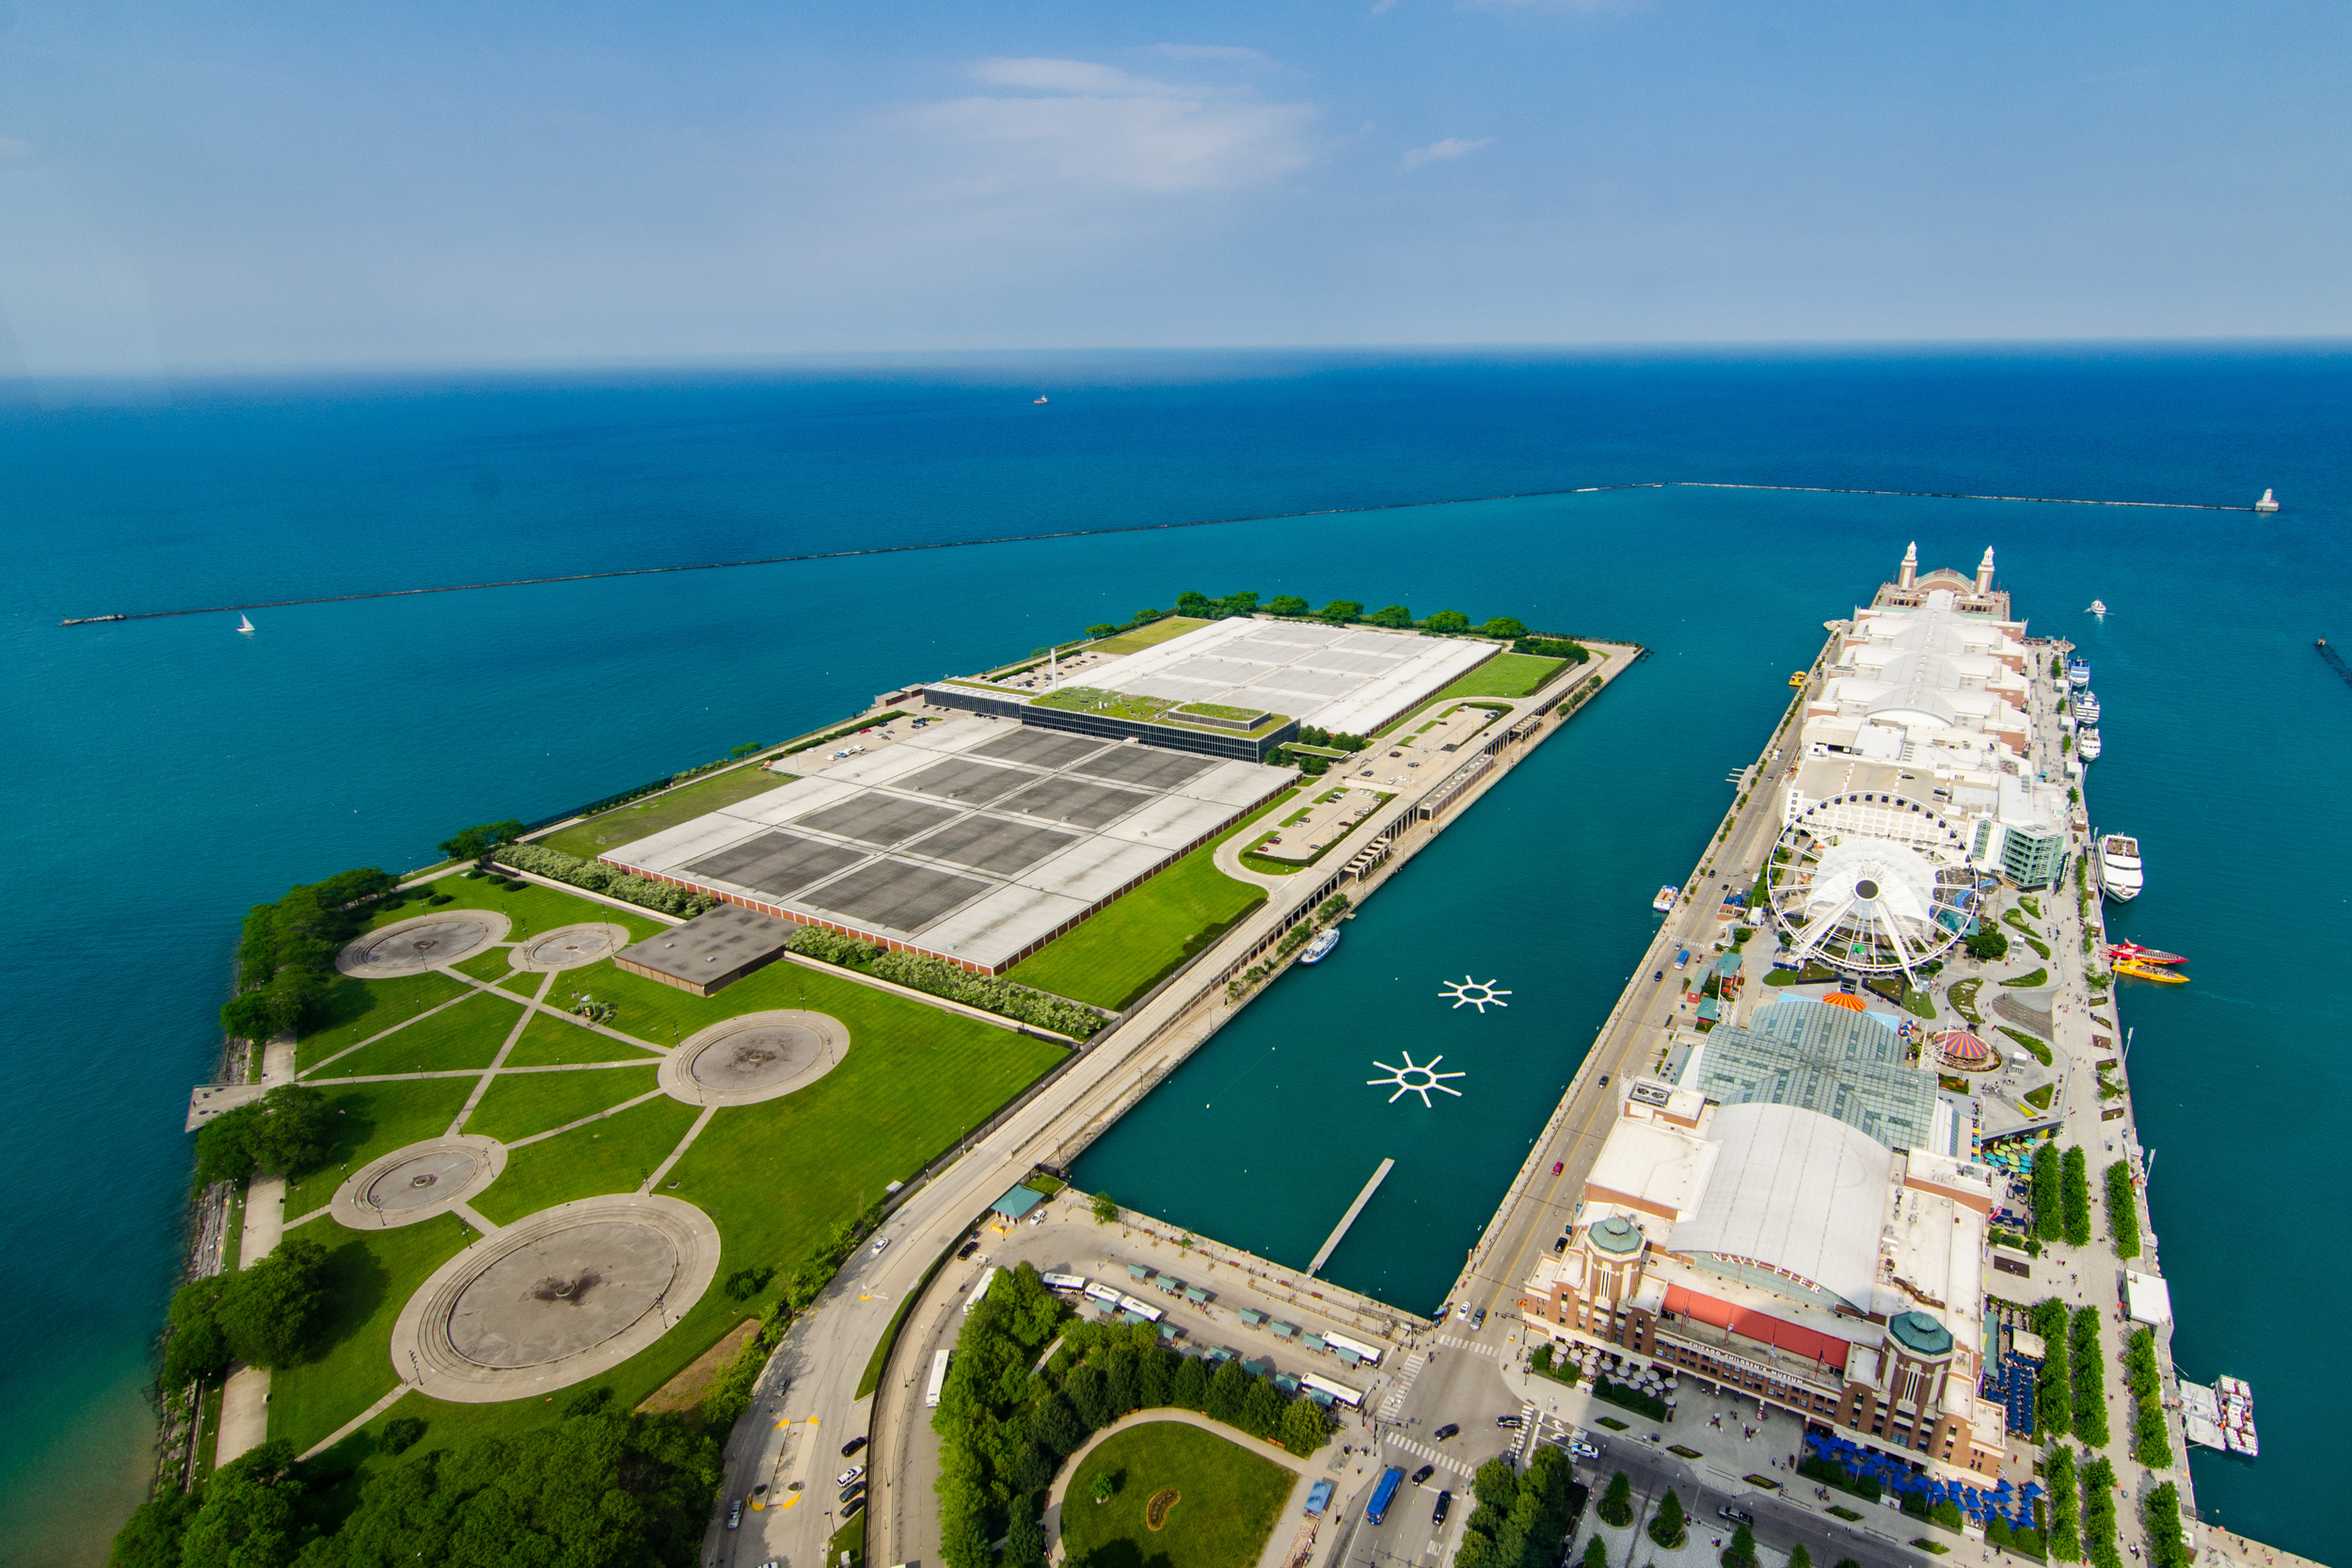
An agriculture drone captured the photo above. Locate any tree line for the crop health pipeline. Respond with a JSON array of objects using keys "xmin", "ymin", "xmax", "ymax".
[
  {"xmin": 934, "ymin": 1262, "xmax": 1330, "ymax": 1568},
  {"xmin": 1166, "ymin": 588, "xmax": 1544, "ymax": 642},
  {"xmin": 219, "ymin": 868, "xmax": 398, "ymax": 1042},
  {"xmin": 1455, "ymin": 1448, "xmax": 1582, "ymax": 1568}
]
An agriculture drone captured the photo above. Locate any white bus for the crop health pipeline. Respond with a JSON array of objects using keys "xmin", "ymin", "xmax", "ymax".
[
  {"xmin": 1114, "ymin": 1293, "xmax": 1164, "ymax": 1323},
  {"xmin": 1301, "ymin": 1373, "xmax": 1364, "ymax": 1408},
  {"xmin": 1321, "ymin": 1331, "xmax": 1384, "ymax": 1367},
  {"xmin": 965, "ymin": 1265, "xmax": 1002, "ymax": 1312},
  {"xmin": 1083, "ymin": 1281, "xmax": 1124, "ymax": 1307},
  {"xmin": 926, "ymin": 1349, "xmax": 951, "ymax": 1409},
  {"xmin": 1041, "ymin": 1272, "xmax": 1088, "ymax": 1294}
]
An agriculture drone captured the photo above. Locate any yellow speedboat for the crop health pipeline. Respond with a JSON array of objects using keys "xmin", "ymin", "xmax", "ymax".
[{"xmin": 2114, "ymin": 958, "xmax": 2187, "ymax": 985}]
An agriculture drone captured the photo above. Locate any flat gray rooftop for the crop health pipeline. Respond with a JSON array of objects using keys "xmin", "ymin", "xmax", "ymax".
[
  {"xmin": 604, "ymin": 715, "xmax": 1293, "ymax": 972},
  {"xmin": 614, "ymin": 904, "xmax": 799, "ymax": 990}
]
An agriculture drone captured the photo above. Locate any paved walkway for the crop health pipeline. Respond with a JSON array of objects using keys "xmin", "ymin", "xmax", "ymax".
[{"xmin": 1041, "ymin": 1410, "xmax": 1316, "ymax": 1568}]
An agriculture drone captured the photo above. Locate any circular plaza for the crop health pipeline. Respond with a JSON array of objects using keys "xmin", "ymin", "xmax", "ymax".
[{"xmin": 658, "ymin": 1009, "xmax": 850, "ymax": 1107}]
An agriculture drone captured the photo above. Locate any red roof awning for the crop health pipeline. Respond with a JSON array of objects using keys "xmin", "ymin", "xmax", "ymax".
[{"xmin": 1665, "ymin": 1284, "xmax": 1851, "ymax": 1369}]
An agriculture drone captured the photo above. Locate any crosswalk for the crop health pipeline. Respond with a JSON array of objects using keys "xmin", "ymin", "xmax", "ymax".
[
  {"xmin": 1377, "ymin": 1350, "xmax": 1428, "ymax": 1421},
  {"xmin": 1381, "ymin": 1433, "xmax": 1478, "ymax": 1481},
  {"xmin": 1435, "ymin": 1334, "xmax": 1502, "ymax": 1362}
]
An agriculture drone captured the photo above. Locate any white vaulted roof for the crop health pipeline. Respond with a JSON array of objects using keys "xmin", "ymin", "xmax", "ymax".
[{"xmin": 1674, "ymin": 1103, "xmax": 1893, "ymax": 1311}]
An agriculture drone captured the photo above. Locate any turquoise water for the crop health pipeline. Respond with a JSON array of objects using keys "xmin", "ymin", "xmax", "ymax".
[{"xmin": 1, "ymin": 350, "xmax": 2342, "ymax": 1560}]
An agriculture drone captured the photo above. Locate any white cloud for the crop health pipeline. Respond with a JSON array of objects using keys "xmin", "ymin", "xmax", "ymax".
[
  {"xmin": 1401, "ymin": 135, "xmax": 1494, "ymax": 170},
  {"xmin": 900, "ymin": 56, "xmax": 1319, "ymax": 194}
]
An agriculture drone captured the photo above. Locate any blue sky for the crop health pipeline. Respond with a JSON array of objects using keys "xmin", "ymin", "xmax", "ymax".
[{"xmin": 1, "ymin": 0, "xmax": 2346, "ymax": 372}]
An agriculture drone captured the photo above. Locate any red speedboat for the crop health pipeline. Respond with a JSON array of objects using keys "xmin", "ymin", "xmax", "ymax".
[{"xmin": 2106, "ymin": 942, "xmax": 2185, "ymax": 966}]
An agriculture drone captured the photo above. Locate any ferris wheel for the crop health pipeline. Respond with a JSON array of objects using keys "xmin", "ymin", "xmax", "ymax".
[{"xmin": 1767, "ymin": 790, "xmax": 1976, "ymax": 980}]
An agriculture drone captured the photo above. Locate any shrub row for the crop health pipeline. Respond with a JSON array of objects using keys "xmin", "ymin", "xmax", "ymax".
[
  {"xmin": 2044, "ymin": 1444, "xmax": 2082, "ymax": 1562},
  {"xmin": 2125, "ymin": 1328, "xmax": 2174, "ymax": 1469},
  {"xmin": 493, "ymin": 842, "xmax": 718, "ymax": 918},
  {"xmin": 2143, "ymin": 1483, "xmax": 2193, "ymax": 1568},
  {"xmin": 2071, "ymin": 1306, "xmax": 2110, "ymax": 1449},
  {"xmin": 2082, "ymin": 1456, "xmax": 2121, "ymax": 1568},
  {"xmin": 780, "ymin": 927, "xmax": 1106, "ymax": 1038},
  {"xmin": 2032, "ymin": 1146, "xmax": 2064, "ymax": 1243},
  {"xmin": 2060, "ymin": 1146, "xmax": 2093, "ymax": 1247},
  {"xmin": 2031, "ymin": 1297, "xmax": 2074, "ymax": 1438},
  {"xmin": 934, "ymin": 1263, "xmax": 1330, "ymax": 1568},
  {"xmin": 2104, "ymin": 1162, "xmax": 2141, "ymax": 1259}
]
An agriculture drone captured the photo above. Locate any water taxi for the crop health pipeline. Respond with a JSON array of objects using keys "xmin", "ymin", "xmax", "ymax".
[
  {"xmin": 2106, "ymin": 942, "xmax": 2185, "ymax": 966},
  {"xmin": 1298, "ymin": 927, "xmax": 1341, "ymax": 965},
  {"xmin": 2114, "ymin": 958, "xmax": 2187, "ymax": 984},
  {"xmin": 1652, "ymin": 885, "xmax": 1678, "ymax": 914},
  {"xmin": 2099, "ymin": 833, "xmax": 2143, "ymax": 901}
]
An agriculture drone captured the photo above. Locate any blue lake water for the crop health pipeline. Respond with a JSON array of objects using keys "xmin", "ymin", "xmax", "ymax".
[{"xmin": 1, "ymin": 348, "xmax": 2342, "ymax": 1561}]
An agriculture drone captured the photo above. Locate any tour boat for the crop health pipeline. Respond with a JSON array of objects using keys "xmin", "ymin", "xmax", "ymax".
[
  {"xmin": 2074, "ymin": 690, "xmax": 2100, "ymax": 723},
  {"xmin": 2099, "ymin": 833, "xmax": 2143, "ymax": 902},
  {"xmin": 2106, "ymin": 942, "xmax": 2185, "ymax": 966},
  {"xmin": 2067, "ymin": 658, "xmax": 2091, "ymax": 683},
  {"xmin": 1298, "ymin": 927, "xmax": 1341, "ymax": 965},
  {"xmin": 1652, "ymin": 885, "xmax": 1678, "ymax": 914},
  {"xmin": 2114, "ymin": 958, "xmax": 2187, "ymax": 985},
  {"xmin": 2077, "ymin": 728, "xmax": 2102, "ymax": 761},
  {"xmin": 237, "ymin": 614, "xmax": 255, "ymax": 634},
  {"xmin": 2088, "ymin": 599, "xmax": 2107, "ymax": 618}
]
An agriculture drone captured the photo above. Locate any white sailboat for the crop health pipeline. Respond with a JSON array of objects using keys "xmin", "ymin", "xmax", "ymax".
[{"xmin": 237, "ymin": 614, "xmax": 256, "ymax": 634}]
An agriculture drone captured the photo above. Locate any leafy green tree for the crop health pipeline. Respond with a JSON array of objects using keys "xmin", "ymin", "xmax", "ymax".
[
  {"xmin": 176, "ymin": 1441, "xmax": 305, "ymax": 1568},
  {"xmin": 216, "ymin": 1235, "xmax": 333, "ymax": 1368},
  {"xmin": 1204, "ymin": 1357, "xmax": 1249, "ymax": 1423},
  {"xmin": 1787, "ymin": 1544, "xmax": 1812, "ymax": 1568},
  {"xmin": 1597, "ymin": 1472, "xmax": 1633, "ymax": 1527},
  {"xmin": 1366, "ymin": 604, "xmax": 1414, "ymax": 628},
  {"xmin": 108, "ymin": 1489, "xmax": 201, "ymax": 1568},
  {"xmin": 1091, "ymin": 1470, "xmax": 1115, "ymax": 1504},
  {"xmin": 2032, "ymin": 1145, "xmax": 2064, "ymax": 1242},
  {"xmin": 162, "ymin": 1279, "xmax": 234, "ymax": 1386},
  {"xmin": 1089, "ymin": 1190, "xmax": 1120, "ymax": 1225},
  {"xmin": 1484, "ymin": 616, "xmax": 1528, "ymax": 639},
  {"xmin": 1723, "ymin": 1523, "xmax": 1758, "ymax": 1568},
  {"xmin": 438, "ymin": 819, "xmax": 524, "ymax": 861},
  {"xmin": 1582, "ymin": 1535, "xmax": 1611, "ymax": 1568},
  {"xmin": 1241, "ymin": 1376, "xmax": 1284, "ymax": 1436},
  {"xmin": 1647, "ymin": 1488, "xmax": 1686, "ymax": 1549},
  {"xmin": 1424, "ymin": 610, "xmax": 1471, "ymax": 633},
  {"xmin": 1005, "ymin": 1494, "xmax": 1045, "ymax": 1568},
  {"xmin": 1317, "ymin": 599, "xmax": 1362, "ymax": 624},
  {"xmin": 1169, "ymin": 1354, "xmax": 1209, "ymax": 1411},
  {"xmin": 1267, "ymin": 595, "xmax": 1311, "ymax": 615},
  {"xmin": 1964, "ymin": 927, "xmax": 2010, "ymax": 960},
  {"xmin": 1216, "ymin": 590, "xmax": 1261, "ymax": 616},
  {"xmin": 1279, "ymin": 1397, "xmax": 1328, "ymax": 1456},
  {"xmin": 1134, "ymin": 607, "xmax": 1164, "ymax": 623}
]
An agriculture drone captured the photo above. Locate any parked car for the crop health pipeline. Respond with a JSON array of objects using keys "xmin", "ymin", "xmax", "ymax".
[
  {"xmin": 840, "ymin": 1435, "xmax": 868, "ymax": 1458},
  {"xmin": 1719, "ymin": 1507, "xmax": 1755, "ymax": 1527},
  {"xmin": 1433, "ymin": 1423, "xmax": 1460, "ymax": 1442},
  {"xmin": 956, "ymin": 1240, "xmax": 980, "ymax": 1259},
  {"xmin": 839, "ymin": 1481, "xmax": 866, "ymax": 1505},
  {"xmin": 836, "ymin": 1465, "xmax": 865, "ymax": 1488},
  {"xmin": 1433, "ymin": 1491, "xmax": 1454, "ymax": 1526},
  {"xmin": 1553, "ymin": 1235, "xmax": 1569, "ymax": 1253},
  {"xmin": 842, "ymin": 1496, "xmax": 866, "ymax": 1520},
  {"xmin": 1410, "ymin": 1465, "xmax": 1436, "ymax": 1486}
]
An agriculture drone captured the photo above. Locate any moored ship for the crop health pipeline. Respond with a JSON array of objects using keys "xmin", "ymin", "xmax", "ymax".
[
  {"xmin": 1297, "ymin": 926, "xmax": 1341, "ymax": 965},
  {"xmin": 2099, "ymin": 832, "xmax": 2144, "ymax": 901},
  {"xmin": 2077, "ymin": 727, "xmax": 2102, "ymax": 761}
]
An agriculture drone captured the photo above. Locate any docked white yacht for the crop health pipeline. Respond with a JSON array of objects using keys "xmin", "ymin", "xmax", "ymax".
[
  {"xmin": 2077, "ymin": 727, "xmax": 2103, "ymax": 761},
  {"xmin": 2099, "ymin": 833, "xmax": 2144, "ymax": 901},
  {"xmin": 2074, "ymin": 689, "xmax": 2101, "ymax": 724}
]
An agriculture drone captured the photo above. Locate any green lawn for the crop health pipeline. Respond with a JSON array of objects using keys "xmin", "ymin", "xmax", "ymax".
[
  {"xmin": 295, "ymin": 972, "xmax": 473, "ymax": 1071},
  {"xmin": 462, "ymin": 1065, "xmax": 660, "ymax": 1145},
  {"xmin": 1005, "ymin": 791, "xmax": 1296, "ymax": 1009},
  {"xmin": 278, "ymin": 931, "xmax": 1066, "ymax": 1492},
  {"xmin": 1060, "ymin": 1421, "xmax": 1296, "ymax": 1568},
  {"xmin": 267, "ymin": 1212, "xmax": 478, "ymax": 1455},
  {"xmin": 310, "ymin": 989, "xmax": 527, "ymax": 1079},
  {"xmin": 372, "ymin": 873, "xmax": 644, "ymax": 946},
  {"xmin": 281, "ymin": 1078, "xmax": 481, "ymax": 1222},
  {"xmin": 1089, "ymin": 615, "xmax": 1212, "ymax": 656},
  {"xmin": 537, "ymin": 765, "xmax": 800, "ymax": 859},
  {"xmin": 1436, "ymin": 652, "xmax": 1565, "ymax": 699},
  {"xmin": 501, "ymin": 1008, "xmax": 664, "ymax": 1068},
  {"xmin": 453, "ymin": 947, "xmax": 517, "ymax": 982},
  {"xmin": 469, "ymin": 1094, "xmax": 704, "ymax": 1226}
]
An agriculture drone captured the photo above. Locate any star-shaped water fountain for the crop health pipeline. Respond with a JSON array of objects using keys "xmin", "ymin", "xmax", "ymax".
[
  {"xmin": 1439, "ymin": 975, "xmax": 1512, "ymax": 1012},
  {"xmin": 1366, "ymin": 1051, "xmax": 1468, "ymax": 1106}
]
